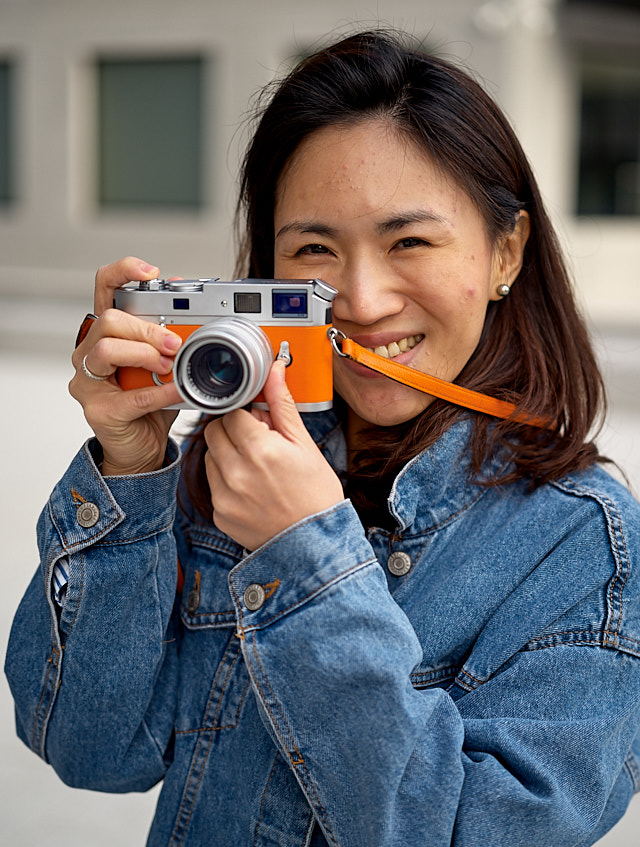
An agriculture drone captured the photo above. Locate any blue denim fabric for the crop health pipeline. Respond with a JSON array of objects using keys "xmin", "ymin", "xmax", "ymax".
[{"xmin": 5, "ymin": 414, "xmax": 640, "ymax": 846}]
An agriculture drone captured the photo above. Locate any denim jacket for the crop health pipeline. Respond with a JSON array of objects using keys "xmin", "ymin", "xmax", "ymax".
[{"xmin": 5, "ymin": 413, "xmax": 640, "ymax": 847}]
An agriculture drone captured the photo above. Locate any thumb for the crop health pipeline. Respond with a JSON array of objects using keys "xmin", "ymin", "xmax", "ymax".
[{"xmin": 261, "ymin": 360, "xmax": 307, "ymax": 441}]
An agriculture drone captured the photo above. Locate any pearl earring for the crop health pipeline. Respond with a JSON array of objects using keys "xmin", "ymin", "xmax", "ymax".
[{"xmin": 497, "ymin": 283, "xmax": 511, "ymax": 298}]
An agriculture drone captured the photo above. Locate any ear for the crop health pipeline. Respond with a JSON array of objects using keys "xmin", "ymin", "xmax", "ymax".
[{"xmin": 489, "ymin": 211, "xmax": 531, "ymax": 301}]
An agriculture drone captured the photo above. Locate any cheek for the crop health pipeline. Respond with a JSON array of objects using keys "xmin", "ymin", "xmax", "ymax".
[
  {"xmin": 459, "ymin": 266, "xmax": 494, "ymax": 308},
  {"xmin": 438, "ymin": 283, "xmax": 491, "ymax": 352},
  {"xmin": 434, "ymin": 284, "xmax": 486, "ymax": 322},
  {"xmin": 460, "ymin": 245, "xmax": 496, "ymax": 299}
]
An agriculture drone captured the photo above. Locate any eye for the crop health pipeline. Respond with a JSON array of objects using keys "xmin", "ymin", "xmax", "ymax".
[
  {"xmin": 296, "ymin": 243, "xmax": 332, "ymax": 255},
  {"xmin": 393, "ymin": 236, "xmax": 430, "ymax": 250}
]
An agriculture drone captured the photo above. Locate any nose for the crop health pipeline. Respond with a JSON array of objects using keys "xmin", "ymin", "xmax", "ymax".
[{"xmin": 330, "ymin": 257, "xmax": 404, "ymax": 327}]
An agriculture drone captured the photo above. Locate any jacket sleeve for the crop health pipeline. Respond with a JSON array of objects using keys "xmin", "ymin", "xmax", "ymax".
[
  {"xmin": 227, "ymin": 500, "xmax": 640, "ymax": 847},
  {"xmin": 4, "ymin": 438, "xmax": 182, "ymax": 793}
]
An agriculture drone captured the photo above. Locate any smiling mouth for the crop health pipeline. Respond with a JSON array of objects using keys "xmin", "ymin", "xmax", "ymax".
[{"xmin": 365, "ymin": 334, "xmax": 425, "ymax": 359}]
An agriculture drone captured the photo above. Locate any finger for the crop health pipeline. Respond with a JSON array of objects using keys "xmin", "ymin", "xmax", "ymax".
[
  {"xmin": 203, "ymin": 448, "xmax": 224, "ymax": 494},
  {"xmin": 215, "ymin": 408, "xmax": 271, "ymax": 453},
  {"xmin": 203, "ymin": 417, "xmax": 236, "ymax": 456},
  {"xmin": 203, "ymin": 420, "xmax": 244, "ymax": 506},
  {"xmin": 94, "ymin": 257, "xmax": 159, "ymax": 315},
  {"xmin": 250, "ymin": 407, "xmax": 274, "ymax": 429},
  {"xmin": 80, "ymin": 337, "xmax": 176, "ymax": 381},
  {"xmin": 260, "ymin": 360, "xmax": 308, "ymax": 441},
  {"xmin": 84, "ymin": 379, "xmax": 182, "ymax": 424},
  {"xmin": 204, "ymin": 457, "xmax": 235, "ymax": 536},
  {"xmin": 118, "ymin": 382, "xmax": 182, "ymax": 420},
  {"xmin": 72, "ymin": 309, "xmax": 181, "ymax": 371}
]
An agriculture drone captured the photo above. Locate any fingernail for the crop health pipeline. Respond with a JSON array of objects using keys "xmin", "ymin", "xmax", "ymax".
[
  {"xmin": 139, "ymin": 262, "xmax": 159, "ymax": 275},
  {"xmin": 159, "ymin": 355, "xmax": 174, "ymax": 371},
  {"xmin": 164, "ymin": 333, "xmax": 182, "ymax": 352}
]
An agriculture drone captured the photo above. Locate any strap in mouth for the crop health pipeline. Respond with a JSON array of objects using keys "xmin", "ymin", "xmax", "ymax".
[{"xmin": 327, "ymin": 328, "xmax": 550, "ymax": 430}]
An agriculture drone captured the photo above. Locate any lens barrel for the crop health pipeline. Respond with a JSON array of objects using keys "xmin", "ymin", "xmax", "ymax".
[{"xmin": 173, "ymin": 318, "xmax": 274, "ymax": 413}]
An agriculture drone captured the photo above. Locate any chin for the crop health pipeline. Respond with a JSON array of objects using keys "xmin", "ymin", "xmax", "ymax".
[
  {"xmin": 337, "ymin": 383, "xmax": 433, "ymax": 428},
  {"xmin": 360, "ymin": 407, "xmax": 429, "ymax": 428}
]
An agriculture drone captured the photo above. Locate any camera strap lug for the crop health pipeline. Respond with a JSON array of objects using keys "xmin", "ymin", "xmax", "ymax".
[{"xmin": 327, "ymin": 327, "xmax": 348, "ymax": 357}]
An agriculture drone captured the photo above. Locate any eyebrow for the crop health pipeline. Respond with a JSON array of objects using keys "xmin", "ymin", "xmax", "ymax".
[
  {"xmin": 375, "ymin": 210, "xmax": 451, "ymax": 234},
  {"xmin": 275, "ymin": 221, "xmax": 339, "ymax": 240},
  {"xmin": 275, "ymin": 209, "xmax": 451, "ymax": 240}
]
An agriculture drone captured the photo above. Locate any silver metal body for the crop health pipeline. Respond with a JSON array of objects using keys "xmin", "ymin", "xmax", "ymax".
[{"xmin": 114, "ymin": 277, "xmax": 336, "ymax": 326}]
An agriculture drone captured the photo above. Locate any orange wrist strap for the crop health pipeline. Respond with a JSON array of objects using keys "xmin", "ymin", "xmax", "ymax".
[
  {"xmin": 334, "ymin": 333, "xmax": 548, "ymax": 430},
  {"xmin": 75, "ymin": 313, "xmax": 98, "ymax": 348}
]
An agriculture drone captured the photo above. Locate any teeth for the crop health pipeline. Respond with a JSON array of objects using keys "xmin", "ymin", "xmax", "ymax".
[{"xmin": 369, "ymin": 334, "xmax": 424, "ymax": 359}]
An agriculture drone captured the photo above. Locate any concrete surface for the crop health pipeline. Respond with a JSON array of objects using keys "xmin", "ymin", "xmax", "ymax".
[{"xmin": 1, "ymin": 335, "xmax": 639, "ymax": 845}]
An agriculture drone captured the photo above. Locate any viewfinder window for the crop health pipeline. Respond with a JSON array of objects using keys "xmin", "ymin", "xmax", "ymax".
[{"xmin": 273, "ymin": 291, "xmax": 308, "ymax": 317}]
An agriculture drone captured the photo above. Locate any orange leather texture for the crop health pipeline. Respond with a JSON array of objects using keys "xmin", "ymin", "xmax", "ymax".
[{"xmin": 118, "ymin": 323, "xmax": 333, "ymax": 405}]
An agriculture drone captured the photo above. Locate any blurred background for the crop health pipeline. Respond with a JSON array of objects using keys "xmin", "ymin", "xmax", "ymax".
[{"xmin": 1, "ymin": 0, "xmax": 639, "ymax": 843}]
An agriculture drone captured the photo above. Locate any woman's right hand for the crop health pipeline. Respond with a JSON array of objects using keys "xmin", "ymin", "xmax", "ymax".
[{"xmin": 69, "ymin": 257, "xmax": 184, "ymax": 476}]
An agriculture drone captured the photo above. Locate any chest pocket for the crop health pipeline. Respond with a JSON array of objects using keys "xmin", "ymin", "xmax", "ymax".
[{"xmin": 179, "ymin": 523, "xmax": 244, "ymax": 630}]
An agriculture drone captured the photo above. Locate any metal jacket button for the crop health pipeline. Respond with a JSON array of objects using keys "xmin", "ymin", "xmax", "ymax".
[
  {"xmin": 244, "ymin": 583, "xmax": 266, "ymax": 611},
  {"xmin": 387, "ymin": 551, "xmax": 412, "ymax": 577},
  {"xmin": 76, "ymin": 502, "xmax": 100, "ymax": 528}
]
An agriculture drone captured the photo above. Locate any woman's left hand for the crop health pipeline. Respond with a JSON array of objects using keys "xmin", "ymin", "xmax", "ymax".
[{"xmin": 204, "ymin": 361, "xmax": 345, "ymax": 551}]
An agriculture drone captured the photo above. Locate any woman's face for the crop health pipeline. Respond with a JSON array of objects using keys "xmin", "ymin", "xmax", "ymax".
[{"xmin": 273, "ymin": 119, "xmax": 509, "ymax": 429}]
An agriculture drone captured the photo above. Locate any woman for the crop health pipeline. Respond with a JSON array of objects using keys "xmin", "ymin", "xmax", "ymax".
[{"xmin": 6, "ymin": 29, "xmax": 640, "ymax": 847}]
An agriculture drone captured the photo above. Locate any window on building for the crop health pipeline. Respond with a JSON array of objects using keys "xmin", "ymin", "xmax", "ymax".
[
  {"xmin": 0, "ymin": 61, "xmax": 12, "ymax": 204},
  {"xmin": 568, "ymin": 0, "xmax": 640, "ymax": 9},
  {"xmin": 577, "ymin": 56, "xmax": 640, "ymax": 216},
  {"xmin": 561, "ymin": 0, "xmax": 640, "ymax": 216},
  {"xmin": 98, "ymin": 57, "xmax": 204, "ymax": 210}
]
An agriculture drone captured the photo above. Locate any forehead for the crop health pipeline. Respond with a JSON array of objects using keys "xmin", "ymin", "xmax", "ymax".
[{"xmin": 274, "ymin": 119, "xmax": 471, "ymax": 223}]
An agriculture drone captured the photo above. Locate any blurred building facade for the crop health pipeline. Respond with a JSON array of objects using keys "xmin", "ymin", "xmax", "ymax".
[{"xmin": 0, "ymin": 0, "xmax": 639, "ymax": 331}]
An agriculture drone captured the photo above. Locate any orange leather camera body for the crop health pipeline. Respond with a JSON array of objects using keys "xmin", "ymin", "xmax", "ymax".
[{"xmin": 114, "ymin": 277, "xmax": 336, "ymax": 414}]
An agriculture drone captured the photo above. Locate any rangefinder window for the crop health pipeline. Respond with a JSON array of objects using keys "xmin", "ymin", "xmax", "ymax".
[
  {"xmin": 173, "ymin": 298, "xmax": 190, "ymax": 310},
  {"xmin": 234, "ymin": 292, "xmax": 261, "ymax": 313},
  {"xmin": 273, "ymin": 291, "xmax": 308, "ymax": 318}
]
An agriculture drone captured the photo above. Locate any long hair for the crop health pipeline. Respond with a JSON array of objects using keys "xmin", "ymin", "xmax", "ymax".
[{"xmin": 182, "ymin": 29, "xmax": 606, "ymax": 523}]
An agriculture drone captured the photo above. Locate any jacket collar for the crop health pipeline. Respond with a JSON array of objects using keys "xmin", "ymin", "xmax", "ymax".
[
  {"xmin": 389, "ymin": 419, "xmax": 491, "ymax": 533},
  {"xmin": 303, "ymin": 411, "xmax": 508, "ymax": 535}
]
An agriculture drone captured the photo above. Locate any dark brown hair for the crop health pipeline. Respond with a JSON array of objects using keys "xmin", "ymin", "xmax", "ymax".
[{"xmin": 182, "ymin": 29, "xmax": 606, "ymax": 524}]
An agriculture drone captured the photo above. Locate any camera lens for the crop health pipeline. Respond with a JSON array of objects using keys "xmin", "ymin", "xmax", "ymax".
[
  {"xmin": 173, "ymin": 318, "xmax": 273, "ymax": 413},
  {"xmin": 188, "ymin": 345, "xmax": 243, "ymax": 398}
]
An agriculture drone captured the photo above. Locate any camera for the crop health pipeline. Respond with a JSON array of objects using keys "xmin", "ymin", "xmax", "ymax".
[{"xmin": 114, "ymin": 277, "xmax": 337, "ymax": 414}]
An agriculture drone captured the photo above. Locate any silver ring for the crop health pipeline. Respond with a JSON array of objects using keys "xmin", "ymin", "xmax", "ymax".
[{"xmin": 81, "ymin": 354, "xmax": 109, "ymax": 381}]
